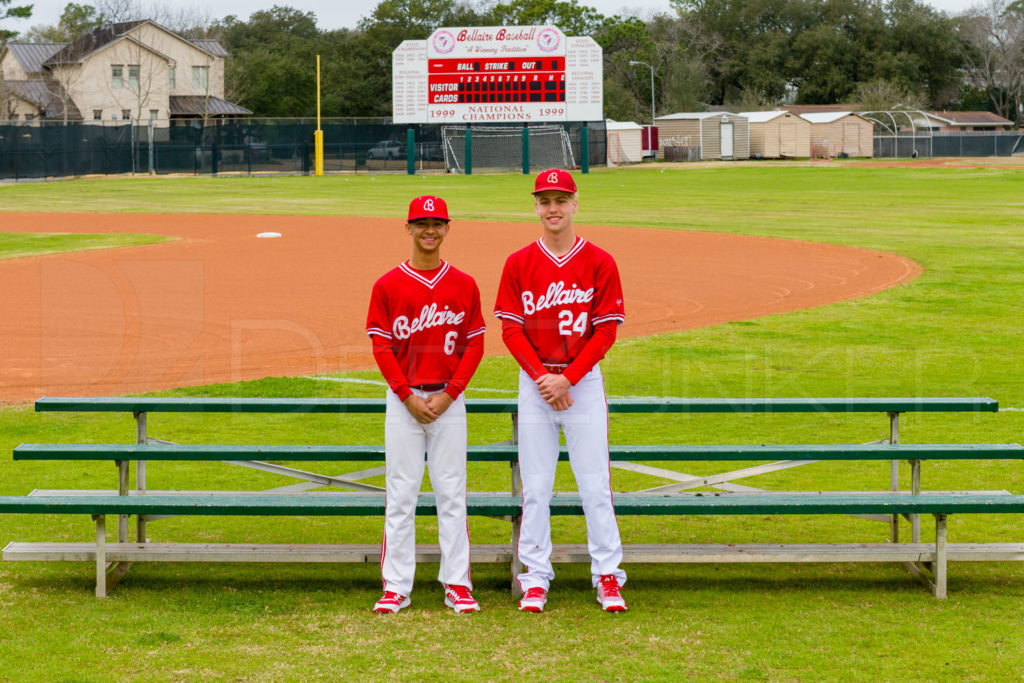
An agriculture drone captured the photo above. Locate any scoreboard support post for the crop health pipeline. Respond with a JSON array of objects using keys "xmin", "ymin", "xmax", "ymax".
[
  {"xmin": 464, "ymin": 127, "xmax": 473, "ymax": 175},
  {"xmin": 521, "ymin": 123, "xmax": 530, "ymax": 175},
  {"xmin": 581, "ymin": 123, "xmax": 589, "ymax": 174},
  {"xmin": 406, "ymin": 127, "xmax": 415, "ymax": 175}
]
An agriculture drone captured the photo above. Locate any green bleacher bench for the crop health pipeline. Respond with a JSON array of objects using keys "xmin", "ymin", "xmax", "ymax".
[
  {"xmin": 14, "ymin": 442, "xmax": 1024, "ymax": 462},
  {"xmin": 4, "ymin": 395, "xmax": 1021, "ymax": 599},
  {"xmin": 32, "ymin": 396, "xmax": 1001, "ymax": 414},
  {"xmin": 4, "ymin": 492, "xmax": 1024, "ymax": 599}
]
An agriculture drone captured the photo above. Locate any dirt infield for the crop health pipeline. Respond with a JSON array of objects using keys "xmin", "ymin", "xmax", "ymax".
[
  {"xmin": 842, "ymin": 157, "xmax": 1024, "ymax": 170},
  {"xmin": 0, "ymin": 213, "xmax": 921, "ymax": 404}
]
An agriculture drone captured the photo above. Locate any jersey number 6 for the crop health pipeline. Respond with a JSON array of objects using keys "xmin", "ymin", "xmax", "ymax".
[
  {"xmin": 558, "ymin": 310, "xmax": 588, "ymax": 336},
  {"xmin": 444, "ymin": 330, "xmax": 458, "ymax": 355}
]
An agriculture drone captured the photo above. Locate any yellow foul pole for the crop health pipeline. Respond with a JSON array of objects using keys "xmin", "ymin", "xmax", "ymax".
[{"xmin": 314, "ymin": 54, "xmax": 324, "ymax": 176}]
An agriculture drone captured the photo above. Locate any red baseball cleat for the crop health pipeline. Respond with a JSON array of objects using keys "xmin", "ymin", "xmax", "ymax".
[
  {"xmin": 518, "ymin": 586, "xmax": 548, "ymax": 612},
  {"xmin": 373, "ymin": 591, "xmax": 411, "ymax": 614},
  {"xmin": 597, "ymin": 575, "xmax": 627, "ymax": 612},
  {"xmin": 443, "ymin": 584, "xmax": 481, "ymax": 613}
]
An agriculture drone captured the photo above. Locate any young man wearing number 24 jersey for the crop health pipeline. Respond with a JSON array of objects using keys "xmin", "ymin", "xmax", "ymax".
[
  {"xmin": 494, "ymin": 169, "xmax": 628, "ymax": 613},
  {"xmin": 365, "ymin": 195, "xmax": 485, "ymax": 614}
]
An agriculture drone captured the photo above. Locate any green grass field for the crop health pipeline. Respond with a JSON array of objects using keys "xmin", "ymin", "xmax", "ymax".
[
  {"xmin": 0, "ymin": 232, "xmax": 168, "ymax": 260},
  {"xmin": 1, "ymin": 164, "xmax": 1023, "ymax": 680}
]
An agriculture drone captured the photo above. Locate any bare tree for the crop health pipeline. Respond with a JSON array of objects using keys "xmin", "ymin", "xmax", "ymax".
[
  {"xmin": 958, "ymin": 0, "xmax": 1024, "ymax": 121},
  {"xmin": 94, "ymin": 0, "xmax": 211, "ymax": 37},
  {"xmin": 0, "ymin": 73, "xmax": 18, "ymax": 119},
  {"xmin": 852, "ymin": 79, "xmax": 927, "ymax": 112},
  {"xmin": 44, "ymin": 62, "xmax": 84, "ymax": 124},
  {"xmin": 649, "ymin": 13, "xmax": 720, "ymax": 114},
  {"xmin": 100, "ymin": 32, "xmax": 167, "ymax": 123},
  {"xmin": 123, "ymin": 39, "xmax": 164, "ymax": 122}
]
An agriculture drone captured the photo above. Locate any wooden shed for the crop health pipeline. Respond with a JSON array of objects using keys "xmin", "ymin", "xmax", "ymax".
[
  {"xmin": 654, "ymin": 112, "xmax": 750, "ymax": 161},
  {"xmin": 740, "ymin": 111, "xmax": 812, "ymax": 158},
  {"xmin": 605, "ymin": 119, "xmax": 644, "ymax": 166},
  {"xmin": 800, "ymin": 112, "xmax": 874, "ymax": 158}
]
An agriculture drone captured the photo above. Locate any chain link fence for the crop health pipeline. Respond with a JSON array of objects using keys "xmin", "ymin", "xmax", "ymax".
[
  {"xmin": 0, "ymin": 118, "xmax": 606, "ymax": 179},
  {"xmin": 874, "ymin": 131, "xmax": 1024, "ymax": 158}
]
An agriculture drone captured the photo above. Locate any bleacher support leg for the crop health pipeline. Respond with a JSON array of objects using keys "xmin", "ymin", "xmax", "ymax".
[
  {"xmin": 911, "ymin": 459, "xmax": 922, "ymax": 542},
  {"xmin": 94, "ymin": 515, "xmax": 107, "ymax": 598},
  {"xmin": 510, "ymin": 411, "xmax": 523, "ymax": 596},
  {"xmin": 889, "ymin": 411, "xmax": 900, "ymax": 543},
  {"xmin": 117, "ymin": 460, "xmax": 129, "ymax": 543},
  {"xmin": 135, "ymin": 411, "xmax": 147, "ymax": 543},
  {"xmin": 934, "ymin": 514, "xmax": 948, "ymax": 598}
]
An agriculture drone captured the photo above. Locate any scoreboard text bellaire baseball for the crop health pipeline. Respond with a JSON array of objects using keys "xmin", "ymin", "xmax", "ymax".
[{"xmin": 393, "ymin": 26, "xmax": 603, "ymax": 124}]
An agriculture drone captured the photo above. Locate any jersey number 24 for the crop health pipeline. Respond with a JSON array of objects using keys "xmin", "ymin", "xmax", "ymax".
[{"xmin": 558, "ymin": 311, "xmax": 588, "ymax": 336}]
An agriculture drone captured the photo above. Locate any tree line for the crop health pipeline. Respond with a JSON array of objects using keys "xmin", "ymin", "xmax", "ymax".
[{"xmin": 4, "ymin": 0, "xmax": 1023, "ymax": 123}]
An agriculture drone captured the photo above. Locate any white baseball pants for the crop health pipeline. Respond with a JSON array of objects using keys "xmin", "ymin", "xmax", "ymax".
[
  {"xmin": 381, "ymin": 388, "xmax": 472, "ymax": 596},
  {"xmin": 516, "ymin": 366, "xmax": 626, "ymax": 592}
]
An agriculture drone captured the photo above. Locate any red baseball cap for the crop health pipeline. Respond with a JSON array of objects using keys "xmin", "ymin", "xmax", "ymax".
[
  {"xmin": 407, "ymin": 195, "xmax": 449, "ymax": 222},
  {"xmin": 532, "ymin": 168, "xmax": 577, "ymax": 195}
]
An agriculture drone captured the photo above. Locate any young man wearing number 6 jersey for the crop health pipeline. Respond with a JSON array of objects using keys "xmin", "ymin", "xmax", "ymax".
[
  {"xmin": 365, "ymin": 195, "xmax": 485, "ymax": 614},
  {"xmin": 494, "ymin": 169, "xmax": 628, "ymax": 613}
]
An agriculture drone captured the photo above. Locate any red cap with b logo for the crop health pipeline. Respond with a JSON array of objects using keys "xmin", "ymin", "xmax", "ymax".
[
  {"xmin": 532, "ymin": 168, "xmax": 577, "ymax": 195},
  {"xmin": 407, "ymin": 195, "xmax": 449, "ymax": 222}
]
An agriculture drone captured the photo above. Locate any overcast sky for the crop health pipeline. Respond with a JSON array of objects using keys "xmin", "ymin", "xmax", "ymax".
[{"xmin": 9, "ymin": 0, "xmax": 982, "ymax": 35}]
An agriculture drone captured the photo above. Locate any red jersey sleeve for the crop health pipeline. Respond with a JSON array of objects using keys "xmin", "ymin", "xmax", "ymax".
[
  {"xmin": 501, "ymin": 319, "xmax": 547, "ymax": 380},
  {"xmin": 494, "ymin": 255, "xmax": 525, "ymax": 327},
  {"xmin": 366, "ymin": 281, "xmax": 412, "ymax": 401},
  {"xmin": 589, "ymin": 252, "xmax": 626, "ymax": 328},
  {"xmin": 371, "ymin": 335, "xmax": 413, "ymax": 401},
  {"xmin": 562, "ymin": 322, "xmax": 617, "ymax": 385},
  {"xmin": 495, "ymin": 255, "xmax": 547, "ymax": 380}
]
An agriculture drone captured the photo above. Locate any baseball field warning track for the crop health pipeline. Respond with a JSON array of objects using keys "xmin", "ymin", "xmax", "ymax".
[{"xmin": 0, "ymin": 213, "xmax": 921, "ymax": 404}]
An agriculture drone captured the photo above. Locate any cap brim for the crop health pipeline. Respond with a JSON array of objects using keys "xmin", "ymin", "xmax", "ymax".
[{"xmin": 408, "ymin": 215, "xmax": 450, "ymax": 222}]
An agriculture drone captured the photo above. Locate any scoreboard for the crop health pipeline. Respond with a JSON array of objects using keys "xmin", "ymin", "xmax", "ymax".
[{"xmin": 393, "ymin": 26, "xmax": 602, "ymax": 124}]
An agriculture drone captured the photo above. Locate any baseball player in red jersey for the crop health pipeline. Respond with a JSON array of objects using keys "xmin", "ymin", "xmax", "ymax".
[
  {"xmin": 365, "ymin": 195, "xmax": 486, "ymax": 614},
  {"xmin": 494, "ymin": 169, "xmax": 628, "ymax": 613}
]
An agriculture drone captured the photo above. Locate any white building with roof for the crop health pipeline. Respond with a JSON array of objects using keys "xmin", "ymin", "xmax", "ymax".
[
  {"xmin": 605, "ymin": 119, "xmax": 643, "ymax": 165},
  {"xmin": 0, "ymin": 20, "xmax": 250, "ymax": 123},
  {"xmin": 919, "ymin": 111, "xmax": 1014, "ymax": 132},
  {"xmin": 799, "ymin": 111, "xmax": 874, "ymax": 157},
  {"xmin": 740, "ymin": 110, "xmax": 812, "ymax": 158},
  {"xmin": 654, "ymin": 112, "xmax": 750, "ymax": 161}
]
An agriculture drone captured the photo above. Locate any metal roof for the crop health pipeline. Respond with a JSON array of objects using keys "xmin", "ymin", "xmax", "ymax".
[
  {"xmin": 4, "ymin": 43, "xmax": 67, "ymax": 74},
  {"xmin": 46, "ymin": 21, "xmax": 146, "ymax": 64},
  {"xmin": 190, "ymin": 40, "xmax": 229, "ymax": 57},
  {"xmin": 656, "ymin": 112, "xmax": 739, "ymax": 121},
  {"xmin": 605, "ymin": 119, "xmax": 643, "ymax": 130},
  {"xmin": 779, "ymin": 104, "xmax": 853, "ymax": 115},
  {"xmin": 2, "ymin": 79, "xmax": 83, "ymax": 120},
  {"xmin": 739, "ymin": 111, "xmax": 790, "ymax": 123},
  {"xmin": 926, "ymin": 111, "xmax": 1013, "ymax": 127},
  {"xmin": 800, "ymin": 111, "xmax": 857, "ymax": 124},
  {"xmin": 169, "ymin": 95, "xmax": 252, "ymax": 117},
  {"xmin": 9, "ymin": 25, "xmax": 226, "ymax": 72}
]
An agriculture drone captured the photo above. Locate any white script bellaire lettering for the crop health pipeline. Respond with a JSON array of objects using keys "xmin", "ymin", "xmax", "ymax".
[
  {"xmin": 521, "ymin": 282, "xmax": 595, "ymax": 315},
  {"xmin": 393, "ymin": 304, "xmax": 466, "ymax": 339}
]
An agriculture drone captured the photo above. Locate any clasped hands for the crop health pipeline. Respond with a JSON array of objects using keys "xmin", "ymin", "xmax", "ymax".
[
  {"xmin": 403, "ymin": 391, "xmax": 454, "ymax": 424},
  {"xmin": 536, "ymin": 372, "xmax": 573, "ymax": 411}
]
